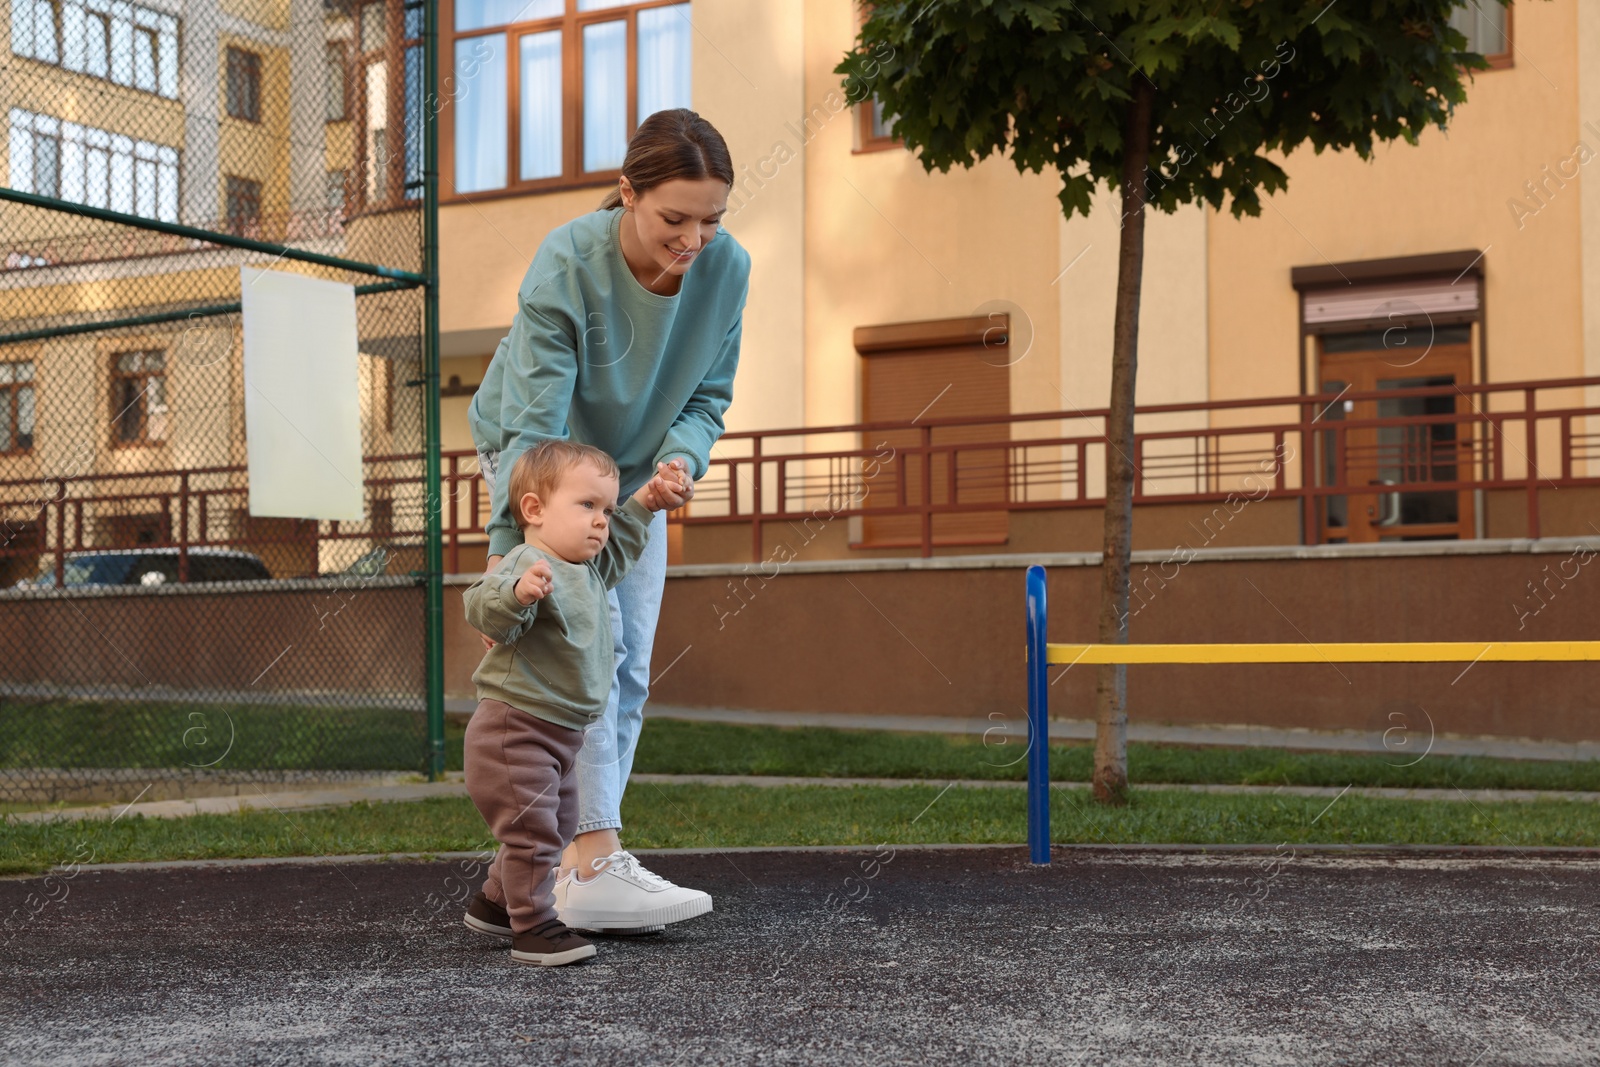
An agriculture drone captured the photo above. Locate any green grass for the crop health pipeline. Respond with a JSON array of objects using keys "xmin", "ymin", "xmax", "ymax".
[
  {"xmin": 7, "ymin": 704, "xmax": 1598, "ymax": 793},
  {"xmin": 4, "ymin": 784, "xmax": 1598, "ymax": 876},
  {"xmin": 0, "ymin": 700, "xmax": 428, "ymax": 772},
  {"xmin": 630, "ymin": 720, "xmax": 1600, "ymax": 793}
]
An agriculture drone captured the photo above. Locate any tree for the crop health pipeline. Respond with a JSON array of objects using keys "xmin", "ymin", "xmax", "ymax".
[{"xmin": 839, "ymin": 0, "xmax": 1512, "ymax": 802}]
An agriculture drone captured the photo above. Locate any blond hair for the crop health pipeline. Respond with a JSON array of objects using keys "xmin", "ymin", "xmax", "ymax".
[{"xmin": 506, "ymin": 440, "xmax": 620, "ymax": 528}]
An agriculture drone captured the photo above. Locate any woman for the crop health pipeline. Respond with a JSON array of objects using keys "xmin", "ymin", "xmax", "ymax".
[{"xmin": 467, "ymin": 108, "xmax": 749, "ymax": 932}]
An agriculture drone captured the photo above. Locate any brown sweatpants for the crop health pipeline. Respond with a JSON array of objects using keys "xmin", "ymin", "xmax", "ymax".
[{"xmin": 463, "ymin": 698, "xmax": 583, "ymax": 933}]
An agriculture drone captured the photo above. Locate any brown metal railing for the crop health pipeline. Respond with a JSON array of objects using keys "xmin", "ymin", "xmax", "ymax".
[
  {"xmin": 5, "ymin": 375, "xmax": 1600, "ymax": 575},
  {"xmin": 671, "ymin": 374, "xmax": 1600, "ymax": 559}
]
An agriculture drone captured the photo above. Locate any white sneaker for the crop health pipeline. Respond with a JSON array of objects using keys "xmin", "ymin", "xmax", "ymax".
[
  {"xmin": 556, "ymin": 850, "xmax": 712, "ymax": 932},
  {"xmin": 552, "ymin": 865, "xmax": 663, "ymax": 935}
]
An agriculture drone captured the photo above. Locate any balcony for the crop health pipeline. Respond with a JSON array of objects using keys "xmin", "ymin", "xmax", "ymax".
[{"xmin": 4, "ymin": 375, "xmax": 1600, "ymax": 579}]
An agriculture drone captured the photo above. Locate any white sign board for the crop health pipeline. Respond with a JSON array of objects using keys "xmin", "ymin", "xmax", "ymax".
[{"xmin": 240, "ymin": 266, "xmax": 365, "ymax": 522}]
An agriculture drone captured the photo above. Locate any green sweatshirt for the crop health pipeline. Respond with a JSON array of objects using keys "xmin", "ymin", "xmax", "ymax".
[
  {"xmin": 468, "ymin": 205, "xmax": 752, "ymax": 559},
  {"xmin": 462, "ymin": 496, "xmax": 653, "ymax": 730}
]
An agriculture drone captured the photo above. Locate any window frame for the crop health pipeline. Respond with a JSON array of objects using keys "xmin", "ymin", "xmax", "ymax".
[
  {"xmin": 7, "ymin": 108, "xmax": 181, "ymax": 223},
  {"xmin": 855, "ymin": 94, "xmax": 899, "ymax": 154},
  {"xmin": 11, "ymin": 0, "xmax": 181, "ymax": 99},
  {"xmin": 850, "ymin": 3, "xmax": 899, "ymax": 155},
  {"xmin": 1455, "ymin": 0, "xmax": 1514, "ymax": 72},
  {"xmin": 0, "ymin": 362, "xmax": 37, "ymax": 456},
  {"xmin": 350, "ymin": 0, "xmax": 424, "ymax": 213},
  {"xmin": 326, "ymin": 40, "xmax": 350, "ymax": 121},
  {"xmin": 438, "ymin": 0, "xmax": 688, "ymax": 203},
  {"xmin": 225, "ymin": 45, "xmax": 263, "ymax": 122},
  {"xmin": 224, "ymin": 174, "xmax": 263, "ymax": 237},
  {"xmin": 108, "ymin": 349, "xmax": 169, "ymax": 449}
]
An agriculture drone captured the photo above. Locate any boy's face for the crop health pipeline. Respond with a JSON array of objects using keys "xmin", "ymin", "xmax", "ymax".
[{"xmin": 520, "ymin": 461, "xmax": 620, "ymax": 564}]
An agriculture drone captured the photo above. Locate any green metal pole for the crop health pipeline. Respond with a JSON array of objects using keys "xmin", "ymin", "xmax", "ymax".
[
  {"xmin": 421, "ymin": 0, "xmax": 447, "ymax": 781},
  {"xmin": 0, "ymin": 279, "xmax": 418, "ymax": 346},
  {"xmin": 0, "ymin": 187, "xmax": 429, "ymax": 284}
]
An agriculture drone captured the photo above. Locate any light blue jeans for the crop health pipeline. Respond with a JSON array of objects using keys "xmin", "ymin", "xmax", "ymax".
[{"xmin": 477, "ymin": 448, "xmax": 667, "ymax": 835}]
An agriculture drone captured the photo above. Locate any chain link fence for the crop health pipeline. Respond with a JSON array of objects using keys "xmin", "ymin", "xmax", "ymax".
[{"xmin": 0, "ymin": 0, "xmax": 442, "ymax": 805}]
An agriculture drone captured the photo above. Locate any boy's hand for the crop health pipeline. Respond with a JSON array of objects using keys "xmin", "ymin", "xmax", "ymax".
[
  {"xmin": 513, "ymin": 559, "xmax": 553, "ymax": 606},
  {"xmin": 636, "ymin": 459, "xmax": 694, "ymax": 512}
]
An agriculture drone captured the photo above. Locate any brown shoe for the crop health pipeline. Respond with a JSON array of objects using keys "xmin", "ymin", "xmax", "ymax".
[
  {"xmin": 463, "ymin": 893, "xmax": 512, "ymax": 940},
  {"xmin": 510, "ymin": 919, "xmax": 596, "ymax": 967}
]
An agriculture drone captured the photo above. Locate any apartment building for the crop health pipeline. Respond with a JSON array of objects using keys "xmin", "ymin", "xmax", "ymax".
[
  {"xmin": 5, "ymin": 0, "xmax": 1598, "ymax": 580},
  {"xmin": 0, "ymin": 0, "xmax": 425, "ymax": 581},
  {"xmin": 427, "ymin": 0, "xmax": 1600, "ymax": 570}
]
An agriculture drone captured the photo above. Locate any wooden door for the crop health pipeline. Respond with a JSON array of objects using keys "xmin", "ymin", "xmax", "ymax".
[
  {"xmin": 1317, "ymin": 342, "xmax": 1475, "ymax": 543},
  {"xmin": 858, "ymin": 345, "xmax": 1010, "ymax": 548}
]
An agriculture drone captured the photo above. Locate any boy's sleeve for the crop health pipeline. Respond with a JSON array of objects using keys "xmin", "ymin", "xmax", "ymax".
[
  {"xmin": 591, "ymin": 497, "xmax": 654, "ymax": 590},
  {"xmin": 463, "ymin": 552, "xmax": 540, "ymax": 643},
  {"xmin": 652, "ymin": 263, "xmax": 749, "ymax": 479},
  {"xmin": 483, "ymin": 282, "xmax": 581, "ymax": 559}
]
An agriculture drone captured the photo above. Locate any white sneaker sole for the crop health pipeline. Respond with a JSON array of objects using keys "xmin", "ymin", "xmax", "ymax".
[
  {"xmin": 558, "ymin": 895, "xmax": 712, "ymax": 931},
  {"xmin": 510, "ymin": 943, "xmax": 597, "ymax": 967},
  {"xmin": 463, "ymin": 914, "xmax": 513, "ymax": 940}
]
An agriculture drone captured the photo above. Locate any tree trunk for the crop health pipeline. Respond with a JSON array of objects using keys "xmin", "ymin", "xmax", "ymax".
[{"xmin": 1092, "ymin": 79, "xmax": 1155, "ymax": 806}]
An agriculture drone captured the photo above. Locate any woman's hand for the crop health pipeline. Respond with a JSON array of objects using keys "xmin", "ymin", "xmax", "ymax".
[
  {"xmin": 478, "ymin": 554, "xmax": 505, "ymax": 651},
  {"xmin": 636, "ymin": 458, "xmax": 695, "ymax": 512}
]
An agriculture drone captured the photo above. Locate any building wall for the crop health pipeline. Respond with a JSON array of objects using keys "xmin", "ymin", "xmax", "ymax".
[
  {"xmin": 628, "ymin": 543, "xmax": 1600, "ymax": 744},
  {"xmin": 799, "ymin": 1, "xmax": 1063, "ymax": 434},
  {"xmin": 1206, "ymin": 0, "xmax": 1583, "ymax": 412},
  {"xmin": 436, "ymin": 0, "xmax": 809, "ymax": 438}
]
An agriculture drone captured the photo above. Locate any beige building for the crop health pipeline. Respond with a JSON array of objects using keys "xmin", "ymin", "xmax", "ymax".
[
  {"xmin": 5, "ymin": 0, "xmax": 1598, "ymax": 577},
  {"xmin": 434, "ymin": 0, "xmax": 1600, "ymax": 569}
]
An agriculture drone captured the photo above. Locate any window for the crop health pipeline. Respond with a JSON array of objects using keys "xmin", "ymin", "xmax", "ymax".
[
  {"xmin": 225, "ymin": 175, "xmax": 261, "ymax": 235},
  {"xmin": 110, "ymin": 350, "xmax": 167, "ymax": 446},
  {"xmin": 8, "ymin": 108, "xmax": 179, "ymax": 221},
  {"xmin": 10, "ymin": 0, "xmax": 179, "ymax": 97},
  {"xmin": 852, "ymin": 5, "xmax": 898, "ymax": 153},
  {"xmin": 226, "ymin": 46, "xmax": 262, "ymax": 122},
  {"xmin": 326, "ymin": 169, "xmax": 348, "ymax": 223},
  {"xmin": 445, "ymin": 0, "xmax": 691, "ymax": 197},
  {"xmin": 0, "ymin": 362, "xmax": 36, "ymax": 455},
  {"xmin": 352, "ymin": 0, "xmax": 423, "ymax": 208},
  {"xmin": 326, "ymin": 41, "xmax": 348, "ymax": 120},
  {"xmin": 857, "ymin": 95, "xmax": 898, "ymax": 152},
  {"xmin": 1450, "ymin": 0, "xmax": 1511, "ymax": 68}
]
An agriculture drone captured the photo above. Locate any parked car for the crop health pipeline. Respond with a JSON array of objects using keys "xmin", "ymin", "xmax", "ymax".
[{"xmin": 16, "ymin": 548, "xmax": 273, "ymax": 588}]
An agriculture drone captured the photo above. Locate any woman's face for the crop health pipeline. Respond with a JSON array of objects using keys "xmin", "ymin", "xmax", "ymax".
[{"xmin": 620, "ymin": 177, "xmax": 730, "ymax": 280}]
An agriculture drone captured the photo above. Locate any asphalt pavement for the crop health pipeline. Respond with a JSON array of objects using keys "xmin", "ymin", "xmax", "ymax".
[{"xmin": 3, "ymin": 846, "xmax": 1598, "ymax": 1066}]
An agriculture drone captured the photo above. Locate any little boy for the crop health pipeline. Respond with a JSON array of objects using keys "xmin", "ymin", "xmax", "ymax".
[{"xmin": 459, "ymin": 439, "xmax": 683, "ymax": 966}]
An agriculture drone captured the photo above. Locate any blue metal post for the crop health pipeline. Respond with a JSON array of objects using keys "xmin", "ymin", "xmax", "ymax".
[{"xmin": 1025, "ymin": 564, "xmax": 1051, "ymax": 864}]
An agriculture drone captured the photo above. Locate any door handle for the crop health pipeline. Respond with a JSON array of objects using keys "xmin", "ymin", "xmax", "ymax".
[{"xmin": 1367, "ymin": 479, "xmax": 1400, "ymax": 526}]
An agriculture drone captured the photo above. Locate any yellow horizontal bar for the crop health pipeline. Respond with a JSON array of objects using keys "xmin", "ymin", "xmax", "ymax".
[{"xmin": 1044, "ymin": 642, "xmax": 1600, "ymax": 665}]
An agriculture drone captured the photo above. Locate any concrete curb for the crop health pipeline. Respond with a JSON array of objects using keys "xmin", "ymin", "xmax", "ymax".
[
  {"xmin": 8, "ymin": 841, "xmax": 1600, "ymax": 879},
  {"xmin": 642, "ymin": 704, "xmax": 1600, "ymax": 762},
  {"xmin": 12, "ymin": 772, "xmax": 1600, "ymax": 826}
]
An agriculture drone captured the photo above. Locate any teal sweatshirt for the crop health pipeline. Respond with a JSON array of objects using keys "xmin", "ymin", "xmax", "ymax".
[
  {"xmin": 468, "ymin": 206, "xmax": 752, "ymax": 559},
  {"xmin": 462, "ymin": 496, "xmax": 654, "ymax": 730}
]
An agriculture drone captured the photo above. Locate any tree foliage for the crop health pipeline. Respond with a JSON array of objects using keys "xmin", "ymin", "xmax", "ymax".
[{"xmin": 837, "ymin": 0, "xmax": 1505, "ymax": 221}]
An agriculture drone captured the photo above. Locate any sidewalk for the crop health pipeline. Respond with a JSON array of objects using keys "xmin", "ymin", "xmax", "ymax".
[
  {"xmin": 12, "ymin": 771, "xmax": 1600, "ymax": 825},
  {"xmin": 643, "ymin": 703, "xmax": 1600, "ymax": 763}
]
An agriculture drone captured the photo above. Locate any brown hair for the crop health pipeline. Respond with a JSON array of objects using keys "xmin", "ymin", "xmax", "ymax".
[
  {"xmin": 506, "ymin": 440, "xmax": 620, "ymax": 527},
  {"xmin": 598, "ymin": 108, "xmax": 734, "ymax": 211}
]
